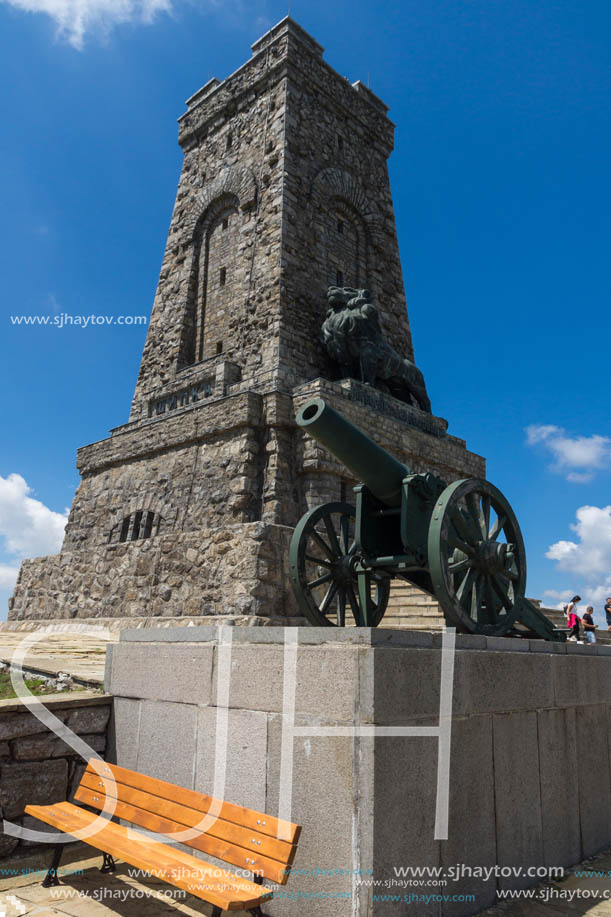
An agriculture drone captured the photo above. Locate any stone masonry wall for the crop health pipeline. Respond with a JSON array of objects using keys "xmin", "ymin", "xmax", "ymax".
[
  {"xmin": 10, "ymin": 524, "xmax": 298, "ymax": 623},
  {"xmin": 0, "ymin": 695, "xmax": 111, "ymax": 861},
  {"xmin": 9, "ymin": 18, "xmax": 487, "ymax": 626}
]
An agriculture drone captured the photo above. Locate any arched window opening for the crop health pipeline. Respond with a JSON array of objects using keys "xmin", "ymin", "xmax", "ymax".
[
  {"xmin": 184, "ymin": 194, "xmax": 241, "ymax": 366},
  {"xmin": 325, "ymin": 198, "xmax": 368, "ymax": 292}
]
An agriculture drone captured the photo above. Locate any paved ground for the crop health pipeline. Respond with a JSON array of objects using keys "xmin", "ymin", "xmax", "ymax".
[
  {"xmin": 0, "ymin": 632, "xmax": 117, "ymax": 686},
  {"xmin": 4, "ymin": 847, "xmax": 611, "ymax": 916},
  {"xmin": 477, "ymin": 849, "xmax": 611, "ymax": 915},
  {"xmin": 0, "ymin": 849, "xmax": 220, "ymax": 916}
]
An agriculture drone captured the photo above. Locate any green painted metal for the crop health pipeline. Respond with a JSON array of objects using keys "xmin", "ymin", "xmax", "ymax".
[
  {"xmin": 296, "ymin": 398, "xmax": 411, "ymax": 507},
  {"xmin": 288, "ymin": 501, "xmax": 390, "ymax": 627},
  {"xmin": 321, "ymin": 287, "xmax": 432, "ymax": 412},
  {"xmin": 290, "ymin": 397, "xmax": 565, "ymax": 640},
  {"xmin": 427, "ymin": 478, "xmax": 526, "ymax": 636}
]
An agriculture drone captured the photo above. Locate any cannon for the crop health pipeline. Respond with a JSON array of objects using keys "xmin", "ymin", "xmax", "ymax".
[{"xmin": 289, "ymin": 398, "xmax": 565, "ymax": 640}]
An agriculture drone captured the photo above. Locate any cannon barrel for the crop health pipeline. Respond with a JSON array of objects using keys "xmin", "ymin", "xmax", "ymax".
[{"xmin": 296, "ymin": 397, "xmax": 411, "ymax": 508}]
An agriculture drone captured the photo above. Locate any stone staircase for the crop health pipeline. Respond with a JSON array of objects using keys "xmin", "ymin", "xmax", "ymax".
[
  {"xmin": 539, "ymin": 604, "xmax": 611, "ymax": 645},
  {"xmin": 381, "ymin": 582, "xmax": 445, "ymax": 630},
  {"xmin": 381, "ymin": 585, "xmax": 611, "ymax": 644}
]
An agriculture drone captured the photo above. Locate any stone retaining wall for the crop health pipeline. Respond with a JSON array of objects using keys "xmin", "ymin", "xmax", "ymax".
[
  {"xmin": 0, "ymin": 694, "xmax": 111, "ymax": 860},
  {"xmin": 103, "ymin": 627, "xmax": 611, "ymax": 916}
]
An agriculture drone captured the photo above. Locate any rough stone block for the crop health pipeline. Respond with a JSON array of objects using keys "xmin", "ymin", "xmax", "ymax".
[
  {"xmin": 537, "ymin": 708, "xmax": 581, "ymax": 868},
  {"xmin": 19, "ymin": 813, "xmax": 65, "ymax": 847},
  {"xmin": 0, "ymin": 759, "xmax": 68, "ymax": 819},
  {"xmin": 65, "ymin": 704, "xmax": 111, "ymax": 735},
  {"xmin": 492, "ymin": 711, "xmax": 544, "ymax": 890},
  {"xmin": 110, "ymin": 643, "xmax": 214, "ymax": 705},
  {"xmin": 137, "ymin": 700, "xmax": 197, "ymax": 788},
  {"xmin": 577, "ymin": 704, "xmax": 611, "ymax": 857},
  {"xmin": 195, "ymin": 707, "xmax": 268, "ymax": 813},
  {"xmin": 0, "ymin": 711, "xmax": 65, "ymax": 742}
]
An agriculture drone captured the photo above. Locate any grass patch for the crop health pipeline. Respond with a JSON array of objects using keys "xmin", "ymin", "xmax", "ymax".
[{"xmin": 0, "ymin": 670, "xmax": 84, "ymax": 700}]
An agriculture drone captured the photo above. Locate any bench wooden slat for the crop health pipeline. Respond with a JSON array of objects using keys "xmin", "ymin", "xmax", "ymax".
[
  {"xmin": 26, "ymin": 801, "xmax": 272, "ymax": 911},
  {"xmin": 75, "ymin": 784, "xmax": 293, "ymax": 885},
  {"xmin": 84, "ymin": 760, "xmax": 300, "ymax": 845},
  {"xmin": 78, "ymin": 769, "xmax": 296, "ymax": 865}
]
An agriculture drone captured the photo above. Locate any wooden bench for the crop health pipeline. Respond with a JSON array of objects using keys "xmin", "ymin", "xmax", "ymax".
[{"xmin": 26, "ymin": 758, "xmax": 301, "ymax": 915}]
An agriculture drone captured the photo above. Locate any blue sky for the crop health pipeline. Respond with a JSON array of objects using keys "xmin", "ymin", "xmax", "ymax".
[{"xmin": 1, "ymin": 0, "xmax": 610, "ymax": 623}]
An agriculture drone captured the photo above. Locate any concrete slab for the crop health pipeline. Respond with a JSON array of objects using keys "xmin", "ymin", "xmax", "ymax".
[
  {"xmin": 492, "ymin": 711, "xmax": 544, "ymax": 891},
  {"xmin": 220, "ymin": 644, "xmax": 360, "ymax": 720},
  {"xmin": 461, "ymin": 650, "xmax": 554, "ymax": 715},
  {"xmin": 552, "ymin": 655, "xmax": 593, "ymax": 708},
  {"xmin": 537, "ymin": 707, "xmax": 581, "ymax": 868},
  {"xmin": 110, "ymin": 698, "xmax": 141, "ymax": 770},
  {"xmin": 195, "ymin": 707, "xmax": 268, "ymax": 813},
  {"xmin": 110, "ymin": 643, "xmax": 214, "ymax": 705},
  {"xmin": 577, "ymin": 705, "xmax": 611, "ymax": 857},
  {"xmin": 0, "ymin": 631, "xmax": 117, "ymax": 686},
  {"xmin": 440, "ymin": 715, "xmax": 497, "ymax": 915},
  {"xmin": 136, "ymin": 700, "xmax": 197, "ymax": 788},
  {"xmin": 265, "ymin": 713, "xmax": 356, "ymax": 917},
  {"xmin": 371, "ymin": 733, "xmax": 441, "ymax": 916}
]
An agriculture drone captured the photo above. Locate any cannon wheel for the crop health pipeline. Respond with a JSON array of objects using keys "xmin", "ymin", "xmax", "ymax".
[
  {"xmin": 427, "ymin": 479, "xmax": 527, "ymax": 635},
  {"xmin": 289, "ymin": 502, "xmax": 390, "ymax": 627}
]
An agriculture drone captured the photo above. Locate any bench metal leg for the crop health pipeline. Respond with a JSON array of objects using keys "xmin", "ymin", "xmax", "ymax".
[
  {"xmin": 42, "ymin": 845, "xmax": 63, "ymax": 888},
  {"xmin": 100, "ymin": 852, "xmax": 116, "ymax": 874},
  {"xmin": 248, "ymin": 909, "xmax": 266, "ymax": 917},
  {"xmin": 210, "ymin": 908, "xmax": 223, "ymax": 917}
]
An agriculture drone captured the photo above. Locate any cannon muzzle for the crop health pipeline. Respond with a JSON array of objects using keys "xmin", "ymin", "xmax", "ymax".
[{"xmin": 296, "ymin": 397, "xmax": 411, "ymax": 507}]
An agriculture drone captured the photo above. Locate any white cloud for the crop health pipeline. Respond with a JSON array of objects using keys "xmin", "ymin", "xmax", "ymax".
[
  {"xmin": 541, "ymin": 588, "xmax": 574, "ymax": 609},
  {"xmin": 0, "ymin": 473, "xmax": 68, "ymax": 560},
  {"xmin": 545, "ymin": 505, "xmax": 611, "ymax": 620},
  {"xmin": 0, "ymin": 563, "xmax": 20, "ymax": 591},
  {"xmin": 526, "ymin": 424, "xmax": 611, "ymax": 483},
  {"xmin": 1, "ymin": 0, "xmax": 173, "ymax": 48},
  {"xmin": 546, "ymin": 505, "xmax": 611, "ymax": 577}
]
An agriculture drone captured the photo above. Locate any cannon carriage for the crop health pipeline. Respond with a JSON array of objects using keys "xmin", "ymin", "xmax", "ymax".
[{"xmin": 289, "ymin": 398, "xmax": 564, "ymax": 640}]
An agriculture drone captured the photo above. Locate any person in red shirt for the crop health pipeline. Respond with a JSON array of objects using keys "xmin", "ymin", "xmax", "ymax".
[{"xmin": 565, "ymin": 595, "xmax": 582, "ymax": 642}]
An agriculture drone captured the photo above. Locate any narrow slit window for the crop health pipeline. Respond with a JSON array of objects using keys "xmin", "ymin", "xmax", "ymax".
[
  {"xmin": 226, "ymin": 133, "xmax": 233, "ymax": 150},
  {"xmin": 220, "ymin": 267, "xmax": 227, "ymax": 286},
  {"xmin": 222, "ymin": 217, "xmax": 229, "ymax": 230},
  {"xmin": 142, "ymin": 511, "xmax": 154, "ymax": 539},
  {"xmin": 336, "ymin": 268, "xmax": 344, "ymax": 286},
  {"xmin": 130, "ymin": 511, "xmax": 143, "ymax": 541},
  {"xmin": 216, "ymin": 341, "xmax": 223, "ymax": 354},
  {"xmin": 119, "ymin": 516, "xmax": 130, "ymax": 543},
  {"xmin": 337, "ymin": 134, "xmax": 344, "ymax": 152}
]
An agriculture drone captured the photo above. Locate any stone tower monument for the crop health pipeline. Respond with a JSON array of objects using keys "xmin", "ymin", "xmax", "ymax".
[{"xmin": 9, "ymin": 18, "xmax": 484, "ymax": 628}]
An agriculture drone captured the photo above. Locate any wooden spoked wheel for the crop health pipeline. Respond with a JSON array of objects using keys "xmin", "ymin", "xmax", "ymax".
[
  {"xmin": 427, "ymin": 480, "xmax": 526, "ymax": 635},
  {"xmin": 289, "ymin": 502, "xmax": 390, "ymax": 627}
]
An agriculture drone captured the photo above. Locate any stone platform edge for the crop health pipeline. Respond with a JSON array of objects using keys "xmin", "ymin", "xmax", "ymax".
[{"xmin": 117, "ymin": 625, "xmax": 609, "ymax": 654}]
